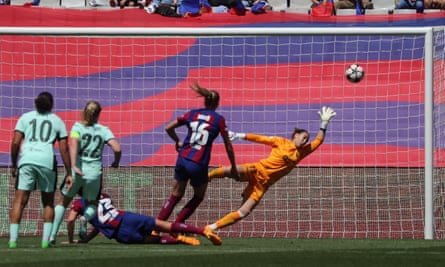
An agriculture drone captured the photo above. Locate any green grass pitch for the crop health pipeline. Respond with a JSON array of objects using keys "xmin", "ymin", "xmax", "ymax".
[{"xmin": 1, "ymin": 236, "xmax": 445, "ymax": 267}]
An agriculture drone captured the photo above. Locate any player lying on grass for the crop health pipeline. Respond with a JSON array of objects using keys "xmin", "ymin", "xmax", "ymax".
[
  {"xmin": 62, "ymin": 193, "xmax": 221, "ymax": 246},
  {"xmin": 206, "ymin": 106, "xmax": 336, "ymax": 232}
]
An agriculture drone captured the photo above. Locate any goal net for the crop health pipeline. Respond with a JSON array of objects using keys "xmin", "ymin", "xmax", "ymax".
[{"xmin": 0, "ymin": 27, "xmax": 444, "ymax": 239}]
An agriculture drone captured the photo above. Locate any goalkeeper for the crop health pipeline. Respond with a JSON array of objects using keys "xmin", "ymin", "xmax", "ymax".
[{"xmin": 206, "ymin": 106, "xmax": 336, "ymax": 232}]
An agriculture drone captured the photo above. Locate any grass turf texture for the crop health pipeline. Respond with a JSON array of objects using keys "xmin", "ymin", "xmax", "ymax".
[{"xmin": 1, "ymin": 236, "xmax": 445, "ymax": 267}]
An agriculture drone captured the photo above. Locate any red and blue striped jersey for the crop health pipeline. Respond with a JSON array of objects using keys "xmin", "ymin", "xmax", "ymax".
[
  {"xmin": 71, "ymin": 196, "xmax": 125, "ymax": 239},
  {"xmin": 177, "ymin": 108, "xmax": 228, "ymax": 166}
]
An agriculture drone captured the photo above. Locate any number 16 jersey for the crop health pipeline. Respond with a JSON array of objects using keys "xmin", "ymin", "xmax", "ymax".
[{"xmin": 177, "ymin": 108, "xmax": 228, "ymax": 166}]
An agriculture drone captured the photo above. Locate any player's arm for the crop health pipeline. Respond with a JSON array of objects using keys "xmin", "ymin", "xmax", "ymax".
[
  {"xmin": 59, "ymin": 136, "xmax": 74, "ymax": 190},
  {"xmin": 318, "ymin": 106, "xmax": 336, "ymax": 135},
  {"xmin": 165, "ymin": 119, "xmax": 183, "ymax": 152},
  {"xmin": 77, "ymin": 227, "xmax": 99, "ymax": 244},
  {"xmin": 66, "ymin": 209, "xmax": 80, "ymax": 244},
  {"xmin": 107, "ymin": 138, "xmax": 121, "ymax": 168},
  {"xmin": 313, "ymin": 106, "xmax": 336, "ymax": 149},
  {"xmin": 221, "ymin": 130, "xmax": 239, "ymax": 180},
  {"xmin": 69, "ymin": 131, "xmax": 84, "ymax": 177},
  {"xmin": 10, "ymin": 131, "xmax": 23, "ymax": 178},
  {"xmin": 229, "ymin": 131, "xmax": 275, "ymax": 146}
]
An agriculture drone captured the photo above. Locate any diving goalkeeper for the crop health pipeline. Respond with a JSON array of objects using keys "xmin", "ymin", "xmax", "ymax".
[{"xmin": 206, "ymin": 106, "xmax": 336, "ymax": 232}]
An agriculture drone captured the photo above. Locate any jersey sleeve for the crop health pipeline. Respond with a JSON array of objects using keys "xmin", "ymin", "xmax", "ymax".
[
  {"xmin": 245, "ymin": 133, "xmax": 276, "ymax": 146},
  {"xmin": 55, "ymin": 116, "xmax": 68, "ymax": 140},
  {"xmin": 70, "ymin": 199, "xmax": 85, "ymax": 214},
  {"xmin": 103, "ymin": 126, "xmax": 115, "ymax": 143},
  {"xmin": 300, "ymin": 135, "xmax": 324, "ymax": 158},
  {"xmin": 14, "ymin": 114, "xmax": 27, "ymax": 134},
  {"xmin": 70, "ymin": 122, "xmax": 81, "ymax": 139},
  {"xmin": 177, "ymin": 110, "xmax": 191, "ymax": 125}
]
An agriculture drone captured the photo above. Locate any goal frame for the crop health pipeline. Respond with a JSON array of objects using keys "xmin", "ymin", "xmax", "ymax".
[{"xmin": 0, "ymin": 26, "xmax": 435, "ymax": 240}]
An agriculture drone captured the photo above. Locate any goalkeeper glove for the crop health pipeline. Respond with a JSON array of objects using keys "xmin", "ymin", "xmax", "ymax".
[
  {"xmin": 318, "ymin": 106, "xmax": 336, "ymax": 130},
  {"xmin": 228, "ymin": 130, "xmax": 246, "ymax": 142}
]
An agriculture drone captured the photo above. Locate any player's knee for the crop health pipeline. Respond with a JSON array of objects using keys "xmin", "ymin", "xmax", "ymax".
[
  {"xmin": 237, "ymin": 209, "xmax": 250, "ymax": 218},
  {"xmin": 191, "ymin": 195, "xmax": 204, "ymax": 204}
]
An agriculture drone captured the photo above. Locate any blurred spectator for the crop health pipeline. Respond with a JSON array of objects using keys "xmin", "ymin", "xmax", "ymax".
[
  {"xmin": 23, "ymin": 0, "xmax": 39, "ymax": 6},
  {"xmin": 89, "ymin": 0, "xmax": 105, "ymax": 6},
  {"xmin": 146, "ymin": 0, "xmax": 182, "ymax": 17},
  {"xmin": 146, "ymin": 0, "xmax": 210, "ymax": 17},
  {"xmin": 243, "ymin": 0, "xmax": 272, "ymax": 14},
  {"xmin": 334, "ymin": 0, "xmax": 373, "ymax": 14},
  {"xmin": 202, "ymin": 0, "xmax": 246, "ymax": 15},
  {"xmin": 395, "ymin": 0, "xmax": 424, "ymax": 13},
  {"xmin": 0, "ymin": 0, "xmax": 10, "ymax": 5},
  {"xmin": 110, "ymin": 0, "xmax": 146, "ymax": 8},
  {"xmin": 424, "ymin": 0, "xmax": 445, "ymax": 8},
  {"xmin": 311, "ymin": 0, "xmax": 334, "ymax": 16},
  {"xmin": 310, "ymin": 0, "xmax": 319, "ymax": 7},
  {"xmin": 177, "ymin": 0, "xmax": 205, "ymax": 16}
]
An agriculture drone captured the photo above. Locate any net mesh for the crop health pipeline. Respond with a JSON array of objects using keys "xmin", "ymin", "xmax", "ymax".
[{"xmin": 0, "ymin": 27, "xmax": 444, "ymax": 239}]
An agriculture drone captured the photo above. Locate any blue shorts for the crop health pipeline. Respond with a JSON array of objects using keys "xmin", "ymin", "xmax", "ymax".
[
  {"xmin": 17, "ymin": 164, "xmax": 56, "ymax": 192},
  {"xmin": 174, "ymin": 157, "xmax": 208, "ymax": 187},
  {"xmin": 115, "ymin": 212, "xmax": 156, "ymax": 244}
]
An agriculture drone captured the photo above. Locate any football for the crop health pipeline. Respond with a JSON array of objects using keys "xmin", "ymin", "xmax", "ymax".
[{"xmin": 345, "ymin": 64, "xmax": 365, "ymax": 83}]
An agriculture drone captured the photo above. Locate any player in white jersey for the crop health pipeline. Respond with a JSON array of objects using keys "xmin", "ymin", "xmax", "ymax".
[
  {"xmin": 50, "ymin": 100, "xmax": 121, "ymax": 245},
  {"xmin": 9, "ymin": 92, "xmax": 72, "ymax": 249}
]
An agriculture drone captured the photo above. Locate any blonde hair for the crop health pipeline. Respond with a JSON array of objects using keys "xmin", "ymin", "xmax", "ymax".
[{"xmin": 82, "ymin": 100, "xmax": 102, "ymax": 126}]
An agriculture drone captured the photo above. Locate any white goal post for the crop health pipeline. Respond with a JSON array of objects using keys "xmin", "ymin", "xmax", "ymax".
[{"xmin": 0, "ymin": 26, "xmax": 443, "ymax": 240}]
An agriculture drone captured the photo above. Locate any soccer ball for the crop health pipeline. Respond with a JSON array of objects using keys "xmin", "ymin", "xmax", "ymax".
[{"xmin": 345, "ymin": 64, "xmax": 365, "ymax": 83}]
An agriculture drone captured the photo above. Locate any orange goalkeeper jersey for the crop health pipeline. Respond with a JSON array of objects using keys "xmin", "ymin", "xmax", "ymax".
[{"xmin": 245, "ymin": 133, "xmax": 323, "ymax": 186}]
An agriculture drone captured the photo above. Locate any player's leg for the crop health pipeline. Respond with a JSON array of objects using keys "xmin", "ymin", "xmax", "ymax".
[
  {"xmin": 78, "ymin": 216, "xmax": 88, "ymax": 240},
  {"xmin": 175, "ymin": 235, "xmax": 201, "ymax": 246},
  {"xmin": 157, "ymin": 160, "xmax": 188, "ymax": 221},
  {"xmin": 38, "ymin": 166, "xmax": 57, "ymax": 248},
  {"xmin": 40, "ymin": 191, "xmax": 55, "ymax": 248},
  {"xmin": 50, "ymin": 193, "xmax": 73, "ymax": 244},
  {"xmin": 174, "ymin": 193, "xmax": 204, "ymax": 223},
  {"xmin": 208, "ymin": 166, "xmax": 229, "ymax": 180},
  {"xmin": 155, "ymin": 219, "xmax": 221, "ymax": 245},
  {"xmin": 158, "ymin": 234, "xmax": 200, "ymax": 246},
  {"xmin": 207, "ymin": 197, "xmax": 257, "ymax": 231},
  {"xmin": 175, "ymin": 164, "xmax": 207, "ymax": 223},
  {"xmin": 208, "ymin": 164, "xmax": 245, "ymax": 181},
  {"xmin": 157, "ymin": 181, "xmax": 184, "ymax": 220},
  {"xmin": 9, "ymin": 189, "xmax": 30, "ymax": 248},
  {"xmin": 50, "ymin": 173, "xmax": 82, "ymax": 244},
  {"xmin": 9, "ymin": 165, "xmax": 35, "ymax": 248},
  {"xmin": 78, "ymin": 176, "xmax": 102, "ymax": 221}
]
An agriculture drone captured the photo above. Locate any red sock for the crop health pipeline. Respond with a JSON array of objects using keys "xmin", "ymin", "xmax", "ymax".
[
  {"xmin": 175, "ymin": 196, "xmax": 203, "ymax": 223},
  {"xmin": 159, "ymin": 235, "xmax": 178, "ymax": 244},
  {"xmin": 157, "ymin": 194, "xmax": 182, "ymax": 220},
  {"xmin": 170, "ymin": 222, "xmax": 203, "ymax": 235}
]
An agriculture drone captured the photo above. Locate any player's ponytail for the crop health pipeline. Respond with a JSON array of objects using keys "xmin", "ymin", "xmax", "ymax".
[
  {"xmin": 190, "ymin": 82, "xmax": 220, "ymax": 110},
  {"xmin": 82, "ymin": 100, "xmax": 102, "ymax": 126}
]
